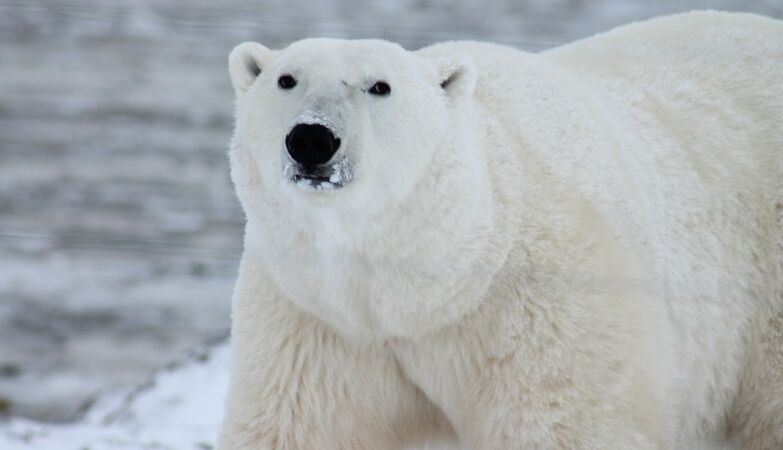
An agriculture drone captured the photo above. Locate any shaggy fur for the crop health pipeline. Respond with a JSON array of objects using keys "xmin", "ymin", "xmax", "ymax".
[{"xmin": 218, "ymin": 11, "xmax": 783, "ymax": 450}]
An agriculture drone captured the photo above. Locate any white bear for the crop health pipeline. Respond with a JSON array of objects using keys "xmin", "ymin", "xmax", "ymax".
[{"xmin": 218, "ymin": 11, "xmax": 783, "ymax": 450}]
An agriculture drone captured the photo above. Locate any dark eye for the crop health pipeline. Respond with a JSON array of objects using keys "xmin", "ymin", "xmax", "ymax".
[
  {"xmin": 278, "ymin": 74, "xmax": 297, "ymax": 90},
  {"xmin": 368, "ymin": 81, "xmax": 391, "ymax": 96}
]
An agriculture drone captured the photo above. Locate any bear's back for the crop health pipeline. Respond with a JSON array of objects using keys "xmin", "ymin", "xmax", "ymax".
[
  {"xmin": 545, "ymin": 11, "xmax": 783, "ymax": 257},
  {"xmin": 544, "ymin": 11, "xmax": 783, "ymax": 192}
]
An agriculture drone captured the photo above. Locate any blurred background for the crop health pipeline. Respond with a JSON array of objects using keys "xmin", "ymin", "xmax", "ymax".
[{"xmin": 0, "ymin": 0, "xmax": 781, "ymax": 433}]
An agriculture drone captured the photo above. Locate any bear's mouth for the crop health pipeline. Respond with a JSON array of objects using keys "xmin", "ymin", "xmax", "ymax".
[
  {"xmin": 283, "ymin": 159, "xmax": 353, "ymax": 192},
  {"xmin": 293, "ymin": 173, "xmax": 332, "ymax": 184}
]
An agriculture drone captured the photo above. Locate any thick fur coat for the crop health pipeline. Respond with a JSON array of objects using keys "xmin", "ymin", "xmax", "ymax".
[{"xmin": 218, "ymin": 11, "xmax": 783, "ymax": 450}]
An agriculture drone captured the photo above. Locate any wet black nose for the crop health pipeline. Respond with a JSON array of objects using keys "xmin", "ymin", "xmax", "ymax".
[{"xmin": 285, "ymin": 123, "xmax": 341, "ymax": 167}]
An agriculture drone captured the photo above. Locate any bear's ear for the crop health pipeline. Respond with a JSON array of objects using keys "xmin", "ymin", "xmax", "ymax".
[
  {"xmin": 435, "ymin": 57, "xmax": 477, "ymax": 100},
  {"xmin": 229, "ymin": 42, "xmax": 275, "ymax": 95}
]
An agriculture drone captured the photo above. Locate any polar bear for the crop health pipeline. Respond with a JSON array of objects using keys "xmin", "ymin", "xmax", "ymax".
[{"xmin": 217, "ymin": 11, "xmax": 783, "ymax": 450}]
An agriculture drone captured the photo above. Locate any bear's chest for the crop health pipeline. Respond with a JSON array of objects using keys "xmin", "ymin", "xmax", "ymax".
[{"xmin": 262, "ymin": 238, "xmax": 388, "ymax": 337}]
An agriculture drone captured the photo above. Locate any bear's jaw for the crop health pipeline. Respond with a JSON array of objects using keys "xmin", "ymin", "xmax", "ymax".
[{"xmin": 283, "ymin": 157, "xmax": 354, "ymax": 192}]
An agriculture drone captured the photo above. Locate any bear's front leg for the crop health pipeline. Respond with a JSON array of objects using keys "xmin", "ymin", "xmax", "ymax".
[{"xmin": 217, "ymin": 258, "xmax": 444, "ymax": 450}]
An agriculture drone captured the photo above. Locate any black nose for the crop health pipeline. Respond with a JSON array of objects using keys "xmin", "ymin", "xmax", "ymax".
[{"xmin": 285, "ymin": 123, "xmax": 341, "ymax": 167}]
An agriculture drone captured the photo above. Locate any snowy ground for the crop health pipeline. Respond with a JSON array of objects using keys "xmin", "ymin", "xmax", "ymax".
[
  {"xmin": 0, "ymin": 340, "xmax": 230, "ymax": 450},
  {"xmin": 1, "ymin": 0, "xmax": 781, "ymax": 447}
]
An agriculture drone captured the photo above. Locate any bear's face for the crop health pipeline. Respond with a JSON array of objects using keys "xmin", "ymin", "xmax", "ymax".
[
  {"xmin": 228, "ymin": 39, "xmax": 482, "ymax": 336},
  {"xmin": 229, "ymin": 39, "xmax": 476, "ymax": 225}
]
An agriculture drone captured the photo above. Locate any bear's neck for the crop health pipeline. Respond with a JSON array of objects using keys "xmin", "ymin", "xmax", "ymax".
[{"xmin": 243, "ymin": 135, "xmax": 514, "ymax": 341}]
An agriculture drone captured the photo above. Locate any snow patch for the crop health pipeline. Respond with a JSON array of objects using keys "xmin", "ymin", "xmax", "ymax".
[
  {"xmin": 292, "ymin": 110, "xmax": 341, "ymax": 137},
  {"xmin": 0, "ymin": 341, "xmax": 230, "ymax": 450},
  {"xmin": 282, "ymin": 158, "xmax": 354, "ymax": 192}
]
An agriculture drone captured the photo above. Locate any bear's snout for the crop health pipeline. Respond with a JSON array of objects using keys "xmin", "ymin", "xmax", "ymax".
[{"xmin": 286, "ymin": 123, "xmax": 341, "ymax": 168}]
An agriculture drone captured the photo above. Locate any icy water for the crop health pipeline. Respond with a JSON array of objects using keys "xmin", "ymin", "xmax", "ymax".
[{"xmin": 1, "ymin": 0, "xmax": 781, "ymax": 423}]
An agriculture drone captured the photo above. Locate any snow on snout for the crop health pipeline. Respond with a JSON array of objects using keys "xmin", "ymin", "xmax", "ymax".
[{"xmin": 291, "ymin": 110, "xmax": 342, "ymax": 138}]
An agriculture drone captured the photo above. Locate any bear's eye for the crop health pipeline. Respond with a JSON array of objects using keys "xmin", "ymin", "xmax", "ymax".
[
  {"xmin": 368, "ymin": 81, "xmax": 391, "ymax": 96},
  {"xmin": 278, "ymin": 74, "xmax": 297, "ymax": 90}
]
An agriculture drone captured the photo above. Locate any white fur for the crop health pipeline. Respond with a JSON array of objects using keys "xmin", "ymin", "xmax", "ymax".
[{"xmin": 218, "ymin": 11, "xmax": 783, "ymax": 450}]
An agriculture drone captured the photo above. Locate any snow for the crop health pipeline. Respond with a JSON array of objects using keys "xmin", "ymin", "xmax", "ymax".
[
  {"xmin": 0, "ymin": 341, "xmax": 230, "ymax": 450},
  {"xmin": 294, "ymin": 110, "xmax": 342, "ymax": 136}
]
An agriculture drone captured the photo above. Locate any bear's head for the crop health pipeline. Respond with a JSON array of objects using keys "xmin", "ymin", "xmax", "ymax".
[
  {"xmin": 228, "ymin": 39, "xmax": 477, "ymax": 228},
  {"xmin": 228, "ymin": 39, "xmax": 488, "ymax": 337}
]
